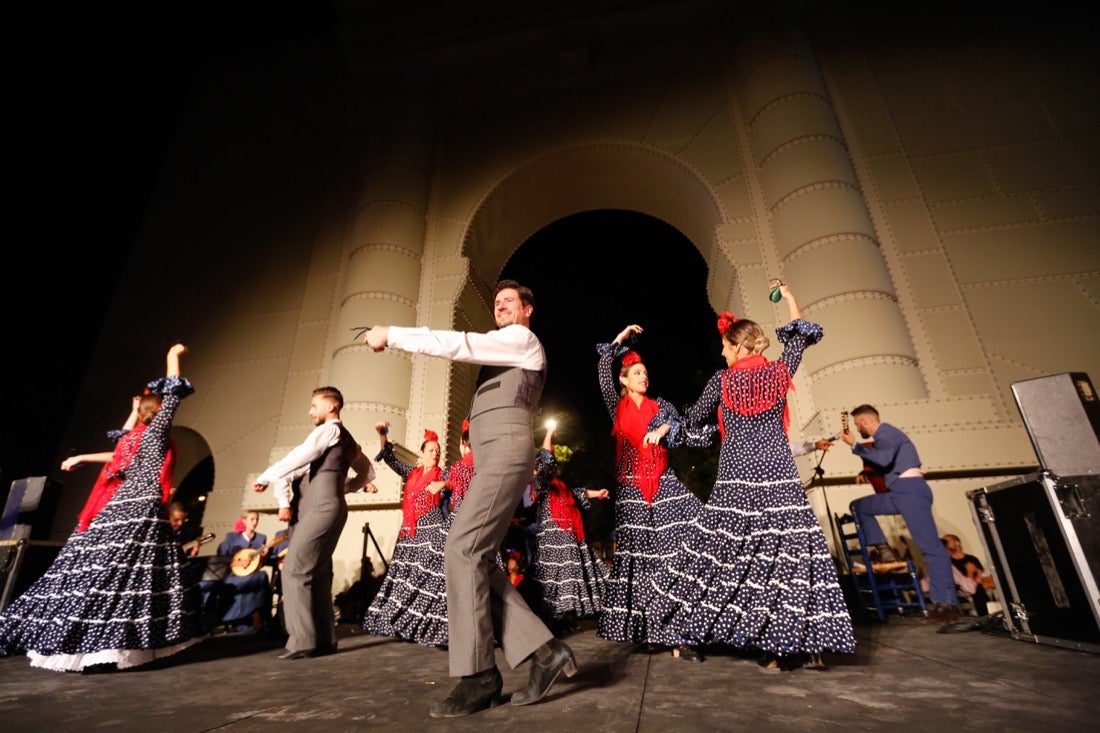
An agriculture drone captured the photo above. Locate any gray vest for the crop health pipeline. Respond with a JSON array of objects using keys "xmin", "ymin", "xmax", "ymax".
[
  {"xmin": 309, "ymin": 422, "xmax": 357, "ymax": 484},
  {"xmin": 470, "ymin": 365, "xmax": 545, "ymax": 420}
]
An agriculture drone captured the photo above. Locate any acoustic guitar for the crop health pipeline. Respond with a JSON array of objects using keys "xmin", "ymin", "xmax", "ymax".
[
  {"xmin": 182, "ymin": 532, "xmax": 216, "ymax": 554},
  {"xmin": 230, "ymin": 531, "xmax": 289, "ymax": 577},
  {"xmin": 844, "ymin": 411, "xmax": 888, "ymax": 494}
]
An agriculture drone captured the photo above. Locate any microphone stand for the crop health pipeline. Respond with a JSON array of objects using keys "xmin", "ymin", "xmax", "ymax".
[{"xmin": 804, "ymin": 446, "xmax": 845, "ymax": 575}]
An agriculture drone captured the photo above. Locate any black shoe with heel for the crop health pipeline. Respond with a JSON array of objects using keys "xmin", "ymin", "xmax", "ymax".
[
  {"xmin": 429, "ymin": 667, "xmax": 503, "ymax": 718},
  {"xmin": 671, "ymin": 644, "xmax": 702, "ymax": 662},
  {"xmin": 511, "ymin": 639, "xmax": 577, "ymax": 706}
]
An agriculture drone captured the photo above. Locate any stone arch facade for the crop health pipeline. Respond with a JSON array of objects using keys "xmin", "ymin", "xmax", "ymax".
[{"xmin": 54, "ymin": 10, "xmax": 1099, "ymax": 593}]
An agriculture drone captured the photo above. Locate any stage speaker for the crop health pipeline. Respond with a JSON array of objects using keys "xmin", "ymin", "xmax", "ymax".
[
  {"xmin": 1012, "ymin": 372, "xmax": 1100, "ymax": 477},
  {"xmin": 0, "ymin": 477, "xmax": 63, "ymax": 542}
]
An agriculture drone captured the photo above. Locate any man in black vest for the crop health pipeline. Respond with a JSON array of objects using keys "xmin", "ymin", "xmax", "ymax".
[
  {"xmin": 362, "ymin": 280, "xmax": 575, "ymax": 718},
  {"xmin": 252, "ymin": 386, "xmax": 376, "ymax": 659}
]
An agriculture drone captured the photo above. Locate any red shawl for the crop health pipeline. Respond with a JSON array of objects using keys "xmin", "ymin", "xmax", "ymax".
[
  {"xmin": 718, "ymin": 355, "xmax": 794, "ymax": 441},
  {"xmin": 547, "ymin": 477, "xmax": 586, "ymax": 541},
  {"xmin": 76, "ymin": 426, "xmax": 177, "ymax": 532},
  {"xmin": 612, "ymin": 395, "xmax": 668, "ymax": 505},
  {"xmin": 401, "ymin": 464, "xmax": 443, "ymax": 538}
]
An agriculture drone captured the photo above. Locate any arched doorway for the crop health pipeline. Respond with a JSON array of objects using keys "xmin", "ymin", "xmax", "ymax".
[{"xmin": 169, "ymin": 426, "xmax": 214, "ymax": 527}]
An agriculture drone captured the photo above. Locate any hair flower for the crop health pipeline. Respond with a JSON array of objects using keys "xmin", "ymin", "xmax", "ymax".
[
  {"xmin": 717, "ymin": 311, "xmax": 739, "ymax": 334},
  {"xmin": 621, "ymin": 351, "xmax": 642, "ymax": 368},
  {"xmin": 423, "ymin": 429, "xmax": 439, "ymax": 443}
]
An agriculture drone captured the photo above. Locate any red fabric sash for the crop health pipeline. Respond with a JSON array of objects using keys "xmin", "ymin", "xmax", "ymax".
[
  {"xmin": 612, "ymin": 395, "xmax": 668, "ymax": 505},
  {"xmin": 718, "ymin": 355, "xmax": 794, "ymax": 441},
  {"xmin": 547, "ymin": 477, "xmax": 586, "ymax": 541},
  {"xmin": 401, "ymin": 464, "xmax": 443, "ymax": 538}
]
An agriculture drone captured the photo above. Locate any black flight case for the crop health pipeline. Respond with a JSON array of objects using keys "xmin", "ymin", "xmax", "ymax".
[{"xmin": 967, "ymin": 471, "xmax": 1100, "ymax": 654}]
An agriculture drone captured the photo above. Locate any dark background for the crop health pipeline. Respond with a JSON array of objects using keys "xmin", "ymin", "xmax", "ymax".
[
  {"xmin": 1, "ymin": 3, "xmax": 340, "ymax": 501},
  {"xmin": 1, "ymin": 3, "xmax": 724, "ymax": 512}
]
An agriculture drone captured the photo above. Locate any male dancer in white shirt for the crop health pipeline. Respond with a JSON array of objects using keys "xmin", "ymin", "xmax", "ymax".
[
  {"xmin": 362, "ymin": 279, "xmax": 576, "ymax": 718},
  {"xmin": 253, "ymin": 386, "xmax": 376, "ymax": 659}
]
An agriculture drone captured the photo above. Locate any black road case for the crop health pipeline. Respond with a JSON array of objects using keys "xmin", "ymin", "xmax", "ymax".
[{"xmin": 967, "ymin": 471, "xmax": 1100, "ymax": 653}]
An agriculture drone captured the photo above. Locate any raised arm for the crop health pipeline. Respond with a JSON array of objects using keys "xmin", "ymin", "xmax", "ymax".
[
  {"xmin": 771, "ymin": 280, "xmax": 801, "ymax": 322},
  {"xmin": 614, "ymin": 324, "xmax": 642, "ymax": 346},
  {"xmin": 376, "ymin": 420, "xmax": 390, "ymax": 451},
  {"xmin": 167, "ymin": 343, "xmax": 187, "ymax": 377},
  {"xmin": 597, "ymin": 325, "xmax": 641, "ymax": 419},
  {"xmin": 121, "ymin": 395, "xmax": 141, "ymax": 431}
]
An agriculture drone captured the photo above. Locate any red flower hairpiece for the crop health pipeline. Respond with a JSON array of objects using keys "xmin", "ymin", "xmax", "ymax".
[
  {"xmin": 423, "ymin": 429, "xmax": 439, "ymax": 443},
  {"xmin": 461, "ymin": 419, "xmax": 470, "ymax": 433},
  {"xmin": 717, "ymin": 311, "xmax": 739, "ymax": 334},
  {"xmin": 621, "ymin": 351, "xmax": 642, "ymax": 368},
  {"xmin": 143, "ymin": 388, "xmax": 152, "ymax": 395}
]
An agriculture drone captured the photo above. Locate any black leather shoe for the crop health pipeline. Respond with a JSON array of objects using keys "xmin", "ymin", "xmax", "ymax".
[
  {"xmin": 81, "ymin": 662, "xmax": 118, "ymax": 675},
  {"xmin": 277, "ymin": 649, "xmax": 310, "ymax": 660},
  {"xmin": 429, "ymin": 667, "xmax": 503, "ymax": 718},
  {"xmin": 511, "ymin": 639, "xmax": 577, "ymax": 706},
  {"xmin": 310, "ymin": 644, "xmax": 338, "ymax": 657},
  {"xmin": 924, "ymin": 603, "xmax": 962, "ymax": 624}
]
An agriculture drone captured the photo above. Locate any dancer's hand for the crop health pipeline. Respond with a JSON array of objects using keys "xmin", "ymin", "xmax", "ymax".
[{"xmin": 614, "ymin": 324, "xmax": 642, "ymax": 345}]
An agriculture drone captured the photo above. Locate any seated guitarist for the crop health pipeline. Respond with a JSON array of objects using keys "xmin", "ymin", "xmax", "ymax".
[
  {"xmin": 202, "ymin": 511, "xmax": 279, "ymax": 633},
  {"xmin": 855, "ymin": 449, "xmax": 889, "ymax": 494}
]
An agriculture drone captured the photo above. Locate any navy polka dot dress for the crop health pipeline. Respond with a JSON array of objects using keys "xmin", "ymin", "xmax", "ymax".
[
  {"xmin": 528, "ymin": 448, "xmax": 609, "ymax": 619},
  {"xmin": 0, "ymin": 376, "xmax": 206, "ymax": 672},
  {"xmin": 595, "ymin": 343, "xmax": 705, "ymax": 643},
  {"xmin": 361, "ymin": 443, "xmax": 449, "ymax": 647},
  {"xmin": 643, "ymin": 320, "xmax": 856, "ymax": 658}
]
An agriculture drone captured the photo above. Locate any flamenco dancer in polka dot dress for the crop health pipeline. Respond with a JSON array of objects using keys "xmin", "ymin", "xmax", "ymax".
[
  {"xmin": 0, "ymin": 343, "xmax": 206, "ymax": 672},
  {"xmin": 528, "ymin": 423, "xmax": 609, "ymax": 627},
  {"xmin": 437, "ymin": 421, "xmax": 474, "ymax": 543},
  {"xmin": 64, "ymin": 393, "xmax": 177, "ymax": 534},
  {"xmin": 644, "ymin": 282, "xmax": 855, "ymax": 671},
  {"xmin": 362, "ymin": 422, "xmax": 449, "ymax": 647},
  {"xmin": 595, "ymin": 326, "xmax": 707, "ymax": 646}
]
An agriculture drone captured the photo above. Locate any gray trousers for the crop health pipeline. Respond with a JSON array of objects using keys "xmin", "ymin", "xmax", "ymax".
[
  {"xmin": 445, "ymin": 408, "xmax": 552, "ymax": 677},
  {"xmin": 282, "ymin": 475, "xmax": 347, "ymax": 652}
]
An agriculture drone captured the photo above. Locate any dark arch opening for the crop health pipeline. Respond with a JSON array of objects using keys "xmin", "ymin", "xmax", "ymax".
[{"xmin": 500, "ymin": 208, "xmax": 722, "ymax": 545}]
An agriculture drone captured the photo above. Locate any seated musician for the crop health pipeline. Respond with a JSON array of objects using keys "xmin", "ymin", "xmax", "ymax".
[{"xmin": 201, "ymin": 511, "xmax": 284, "ymax": 633}]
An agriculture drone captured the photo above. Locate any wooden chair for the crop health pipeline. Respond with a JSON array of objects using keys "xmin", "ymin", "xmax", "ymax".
[{"xmin": 835, "ymin": 507, "xmax": 928, "ymax": 621}]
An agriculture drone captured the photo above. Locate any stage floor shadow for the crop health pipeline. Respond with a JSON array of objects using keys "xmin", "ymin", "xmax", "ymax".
[{"xmin": 2, "ymin": 614, "xmax": 1099, "ymax": 732}]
